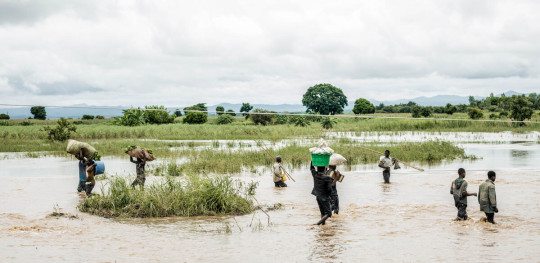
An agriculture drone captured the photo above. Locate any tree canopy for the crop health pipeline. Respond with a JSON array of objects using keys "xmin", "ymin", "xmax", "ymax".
[
  {"xmin": 302, "ymin": 83, "xmax": 348, "ymax": 115},
  {"xmin": 352, "ymin": 98, "xmax": 375, "ymax": 114}
]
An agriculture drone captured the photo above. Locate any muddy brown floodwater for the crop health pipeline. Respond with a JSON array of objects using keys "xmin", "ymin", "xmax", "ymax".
[{"xmin": 1, "ymin": 133, "xmax": 540, "ymax": 262}]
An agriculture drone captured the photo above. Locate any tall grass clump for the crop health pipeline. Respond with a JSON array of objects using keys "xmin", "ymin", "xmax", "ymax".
[{"xmin": 78, "ymin": 175, "xmax": 255, "ymax": 218}]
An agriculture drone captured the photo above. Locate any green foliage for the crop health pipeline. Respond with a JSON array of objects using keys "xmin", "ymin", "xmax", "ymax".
[
  {"xmin": 411, "ymin": 106, "xmax": 422, "ymax": 118},
  {"xmin": 510, "ymin": 95, "xmax": 534, "ymax": 123},
  {"xmin": 216, "ymin": 114, "xmax": 234, "ymax": 125},
  {"xmin": 20, "ymin": 121, "xmax": 33, "ymax": 126},
  {"xmin": 215, "ymin": 106, "xmax": 225, "ymax": 115},
  {"xmin": 499, "ymin": 111, "xmax": 509, "ymax": 118},
  {"xmin": 96, "ymin": 115, "xmax": 105, "ymax": 119},
  {"xmin": 114, "ymin": 108, "xmax": 146, "ymax": 126},
  {"xmin": 444, "ymin": 103, "xmax": 457, "ymax": 115},
  {"xmin": 240, "ymin": 103, "xmax": 253, "ymax": 119},
  {"xmin": 420, "ymin": 106, "xmax": 433, "ymax": 117},
  {"xmin": 250, "ymin": 109, "xmax": 274, "ymax": 125},
  {"xmin": 321, "ymin": 117, "xmax": 337, "ymax": 129},
  {"xmin": 183, "ymin": 113, "xmax": 208, "ymax": 124},
  {"xmin": 144, "ymin": 105, "xmax": 175, "ymax": 124},
  {"xmin": 302, "ymin": 83, "xmax": 348, "ymax": 115},
  {"xmin": 30, "ymin": 106, "xmax": 46, "ymax": 120},
  {"xmin": 226, "ymin": 109, "xmax": 236, "ymax": 116},
  {"xmin": 290, "ymin": 116, "xmax": 310, "ymax": 127},
  {"xmin": 0, "ymin": 113, "xmax": 9, "ymax": 120},
  {"xmin": 274, "ymin": 115, "xmax": 289, "ymax": 124},
  {"xmin": 78, "ymin": 175, "xmax": 255, "ymax": 218},
  {"xmin": 173, "ymin": 109, "xmax": 182, "ymax": 117},
  {"xmin": 42, "ymin": 118, "xmax": 77, "ymax": 141},
  {"xmin": 467, "ymin": 107, "xmax": 484, "ymax": 120},
  {"xmin": 82, "ymin": 115, "xmax": 94, "ymax": 120},
  {"xmin": 353, "ymin": 98, "xmax": 375, "ymax": 114}
]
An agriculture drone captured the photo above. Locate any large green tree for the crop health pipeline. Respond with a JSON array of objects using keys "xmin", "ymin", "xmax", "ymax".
[
  {"xmin": 352, "ymin": 98, "xmax": 375, "ymax": 114},
  {"xmin": 183, "ymin": 103, "xmax": 208, "ymax": 124},
  {"xmin": 240, "ymin": 103, "xmax": 253, "ymax": 119},
  {"xmin": 302, "ymin": 83, "xmax": 348, "ymax": 115},
  {"xmin": 215, "ymin": 106, "xmax": 225, "ymax": 115},
  {"xmin": 510, "ymin": 95, "xmax": 534, "ymax": 123},
  {"xmin": 30, "ymin": 106, "xmax": 46, "ymax": 120}
]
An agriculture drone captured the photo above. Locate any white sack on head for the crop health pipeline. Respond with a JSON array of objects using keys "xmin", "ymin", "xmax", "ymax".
[
  {"xmin": 309, "ymin": 138, "xmax": 334, "ymax": 154},
  {"xmin": 329, "ymin": 153, "xmax": 347, "ymax": 166}
]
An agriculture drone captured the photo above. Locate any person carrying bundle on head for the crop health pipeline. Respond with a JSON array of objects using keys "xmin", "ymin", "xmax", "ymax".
[
  {"xmin": 131, "ymin": 156, "xmax": 147, "ymax": 188},
  {"xmin": 75, "ymin": 148, "xmax": 87, "ymax": 192},
  {"xmin": 272, "ymin": 156, "xmax": 287, "ymax": 187},
  {"xmin": 310, "ymin": 162, "xmax": 333, "ymax": 225}
]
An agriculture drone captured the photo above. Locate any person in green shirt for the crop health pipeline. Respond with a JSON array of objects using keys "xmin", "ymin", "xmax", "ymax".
[
  {"xmin": 450, "ymin": 168, "xmax": 477, "ymax": 220},
  {"xmin": 478, "ymin": 171, "xmax": 498, "ymax": 224}
]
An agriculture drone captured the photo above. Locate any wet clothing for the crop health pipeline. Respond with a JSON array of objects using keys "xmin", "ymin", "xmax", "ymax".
[
  {"xmin": 77, "ymin": 160, "xmax": 86, "ymax": 191},
  {"xmin": 331, "ymin": 185, "xmax": 339, "ymax": 214},
  {"xmin": 383, "ymin": 170, "xmax": 391, "ymax": 184},
  {"xmin": 457, "ymin": 203, "xmax": 468, "ymax": 219},
  {"xmin": 274, "ymin": 180, "xmax": 287, "ymax": 187},
  {"xmin": 85, "ymin": 165, "xmax": 96, "ymax": 196},
  {"xmin": 272, "ymin": 162, "xmax": 284, "ymax": 183},
  {"xmin": 485, "ymin": 212, "xmax": 495, "ymax": 224},
  {"xmin": 77, "ymin": 181, "xmax": 85, "ymax": 192},
  {"xmin": 310, "ymin": 164, "xmax": 333, "ymax": 198},
  {"xmin": 310, "ymin": 163, "xmax": 333, "ymax": 218},
  {"xmin": 131, "ymin": 160, "xmax": 146, "ymax": 188},
  {"xmin": 316, "ymin": 196, "xmax": 332, "ymax": 217},
  {"xmin": 329, "ymin": 170, "xmax": 341, "ymax": 214},
  {"xmin": 78, "ymin": 160, "xmax": 87, "ymax": 181},
  {"xmin": 478, "ymin": 179, "xmax": 497, "ymax": 213},
  {"xmin": 380, "ymin": 156, "xmax": 394, "ymax": 183},
  {"xmin": 451, "ymin": 178, "xmax": 469, "ymax": 205}
]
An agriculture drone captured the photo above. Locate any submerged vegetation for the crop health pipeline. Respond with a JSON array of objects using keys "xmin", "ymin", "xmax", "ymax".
[{"xmin": 78, "ymin": 175, "xmax": 256, "ymax": 218}]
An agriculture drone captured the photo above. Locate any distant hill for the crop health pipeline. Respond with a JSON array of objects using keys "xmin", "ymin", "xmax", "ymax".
[{"xmin": 0, "ymin": 91, "xmax": 526, "ymax": 119}]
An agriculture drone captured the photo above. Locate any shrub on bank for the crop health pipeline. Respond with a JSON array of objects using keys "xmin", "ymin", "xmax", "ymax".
[{"xmin": 78, "ymin": 175, "xmax": 255, "ymax": 218}]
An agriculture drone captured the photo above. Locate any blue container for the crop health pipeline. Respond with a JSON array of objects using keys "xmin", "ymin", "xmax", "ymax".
[{"xmin": 95, "ymin": 161, "xmax": 105, "ymax": 175}]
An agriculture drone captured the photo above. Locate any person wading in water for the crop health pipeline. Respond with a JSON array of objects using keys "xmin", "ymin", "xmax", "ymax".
[
  {"xmin": 450, "ymin": 168, "xmax": 477, "ymax": 220},
  {"xmin": 272, "ymin": 156, "xmax": 287, "ymax": 187},
  {"xmin": 378, "ymin": 150, "xmax": 396, "ymax": 184}
]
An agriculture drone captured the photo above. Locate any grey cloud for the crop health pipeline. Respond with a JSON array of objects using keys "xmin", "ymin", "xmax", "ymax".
[{"xmin": 0, "ymin": 0, "xmax": 96, "ymax": 25}]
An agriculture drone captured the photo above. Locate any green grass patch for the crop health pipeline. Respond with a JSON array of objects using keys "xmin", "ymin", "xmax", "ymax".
[{"xmin": 78, "ymin": 175, "xmax": 256, "ymax": 218}]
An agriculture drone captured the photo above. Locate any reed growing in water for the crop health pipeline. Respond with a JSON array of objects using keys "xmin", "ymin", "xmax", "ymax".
[{"xmin": 78, "ymin": 175, "xmax": 256, "ymax": 218}]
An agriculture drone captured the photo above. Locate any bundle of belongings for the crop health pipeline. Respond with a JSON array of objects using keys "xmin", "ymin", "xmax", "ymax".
[{"xmin": 125, "ymin": 146, "xmax": 155, "ymax": 161}]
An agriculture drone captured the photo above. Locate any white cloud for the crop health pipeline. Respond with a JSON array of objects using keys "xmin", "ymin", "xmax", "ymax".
[{"xmin": 1, "ymin": 0, "xmax": 540, "ymax": 107}]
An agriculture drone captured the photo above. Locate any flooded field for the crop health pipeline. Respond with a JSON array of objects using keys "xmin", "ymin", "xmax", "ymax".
[{"xmin": 1, "ymin": 132, "xmax": 540, "ymax": 262}]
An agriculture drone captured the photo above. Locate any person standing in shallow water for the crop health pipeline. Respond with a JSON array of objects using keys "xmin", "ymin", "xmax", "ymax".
[
  {"xmin": 272, "ymin": 156, "xmax": 287, "ymax": 187},
  {"xmin": 478, "ymin": 171, "xmax": 498, "ymax": 224},
  {"xmin": 131, "ymin": 156, "xmax": 146, "ymax": 188},
  {"xmin": 310, "ymin": 162, "xmax": 333, "ymax": 225},
  {"xmin": 75, "ymin": 148, "xmax": 87, "ymax": 192},
  {"xmin": 378, "ymin": 150, "xmax": 396, "ymax": 184},
  {"xmin": 450, "ymin": 168, "xmax": 477, "ymax": 220},
  {"xmin": 328, "ymin": 165, "xmax": 342, "ymax": 214}
]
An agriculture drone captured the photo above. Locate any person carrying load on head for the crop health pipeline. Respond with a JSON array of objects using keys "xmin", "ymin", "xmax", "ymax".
[
  {"xmin": 450, "ymin": 168, "xmax": 477, "ymax": 220},
  {"xmin": 85, "ymin": 159, "xmax": 97, "ymax": 196},
  {"xmin": 272, "ymin": 156, "xmax": 287, "ymax": 187},
  {"xmin": 310, "ymin": 162, "xmax": 333, "ymax": 225},
  {"xmin": 478, "ymin": 171, "xmax": 498, "ymax": 224},
  {"xmin": 75, "ymin": 148, "xmax": 87, "ymax": 192},
  {"xmin": 378, "ymin": 150, "xmax": 396, "ymax": 184},
  {"xmin": 130, "ymin": 156, "xmax": 147, "ymax": 188}
]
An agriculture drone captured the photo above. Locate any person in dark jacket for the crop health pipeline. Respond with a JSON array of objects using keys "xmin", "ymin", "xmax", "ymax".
[
  {"xmin": 450, "ymin": 168, "xmax": 477, "ymax": 220},
  {"xmin": 310, "ymin": 162, "xmax": 333, "ymax": 225},
  {"xmin": 328, "ymin": 165, "xmax": 342, "ymax": 214}
]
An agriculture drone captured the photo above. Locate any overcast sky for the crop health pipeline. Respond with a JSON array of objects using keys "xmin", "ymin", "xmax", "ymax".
[{"xmin": 1, "ymin": 0, "xmax": 539, "ymax": 107}]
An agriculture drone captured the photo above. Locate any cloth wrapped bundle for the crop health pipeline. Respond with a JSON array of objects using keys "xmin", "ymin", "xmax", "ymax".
[
  {"xmin": 329, "ymin": 153, "xmax": 347, "ymax": 166},
  {"xmin": 309, "ymin": 138, "xmax": 334, "ymax": 154},
  {"xmin": 66, "ymin": 139, "xmax": 97, "ymax": 159},
  {"xmin": 126, "ymin": 147, "xmax": 155, "ymax": 161}
]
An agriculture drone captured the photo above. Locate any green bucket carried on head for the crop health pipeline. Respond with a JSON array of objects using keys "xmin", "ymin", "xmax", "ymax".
[{"xmin": 311, "ymin": 153, "xmax": 333, "ymax": 166}]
